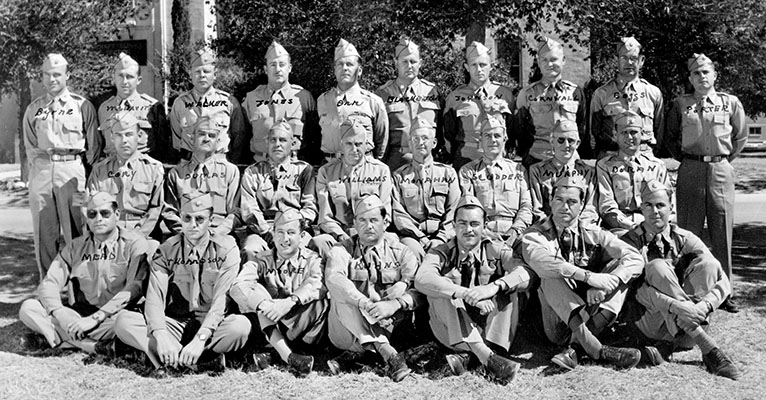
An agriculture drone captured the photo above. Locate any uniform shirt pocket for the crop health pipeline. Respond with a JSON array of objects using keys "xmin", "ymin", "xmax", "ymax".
[
  {"xmin": 106, "ymin": 261, "xmax": 129, "ymax": 294},
  {"xmin": 379, "ymin": 267, "xmax": 400, "ymax": 284},
  {"xmin": 385, "ymin": 102, "xmax": 407, "ymax": 113},
  {"xmin": 130, "ymin": 181, "xmax": 154, "ymax": 210}
]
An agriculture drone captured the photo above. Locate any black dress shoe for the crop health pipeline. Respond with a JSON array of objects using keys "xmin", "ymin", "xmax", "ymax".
[
  {"xmin": 599, "ymin": 346, "xmax": 641, "ymax": 370},
  {"xmin": 446, "ymin": 353, "xmax": 471, "ymax": 376},
  {"xmin": 485, "ymin": 353, "xmax": 520, "ymax": 384},
  {"xmin": 551, "ymin": 346, "xmax": 578, "ymax": 371},
  {"xmin": 287, "ymin": 353, "xmax": 314, "ymax": 377},
  {"xmin": 251, "ymin": 352, "xmax": 272, "ymax": 371},
  {"xmin": 702, "ymin": 348, "xmax": 740, "ymax": 380},
  {"xmin": 94, "ymin": 338, "xmax": 117, "ymax": 358},
  {"xmin": 20, "ymin": 332, "xmax": 49, "ymax": 351},
  {"xmin": 719, "ymin": 298, "xmax": 740, "ymax": 314},
  {"xmin": 386, "ymin": 353, "xmax": 412, "ymax": 382}
]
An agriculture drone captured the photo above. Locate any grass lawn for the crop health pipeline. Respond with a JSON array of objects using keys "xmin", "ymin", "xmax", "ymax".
[{"xmin": 0, "ymin": 158, "xmax": 765, "ymax": 400}]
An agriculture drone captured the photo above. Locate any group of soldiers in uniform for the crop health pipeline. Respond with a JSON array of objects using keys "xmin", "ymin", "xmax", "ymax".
[{"xmin": 18, "ymin": 33, "xmax": 746, "ymax": 384}]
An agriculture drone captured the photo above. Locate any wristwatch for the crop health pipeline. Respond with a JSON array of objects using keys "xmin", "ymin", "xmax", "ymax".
[
  {"xmin": 91, "ymin": 311, "xmax": 106, "ymax": 322},
  {"xmin": 197, "ymin": 330, "xmax": 210, "ymax": 341}
]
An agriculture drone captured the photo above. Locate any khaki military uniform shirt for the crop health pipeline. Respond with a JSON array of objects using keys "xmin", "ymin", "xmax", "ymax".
[
  {"xmin": 528, "ymin": 157, "xmax": 598, "ymax": 224},
  {"xmin": 87, "ymin": 153, "xmax": 165, "ymax": 237},
  {"xmin": 23, "ymin": 88, "xmax": 101, "ymax": 166},
  {"xmin": 240, "ymin": 158, "xmax": 317, "ymax": 235},
  {"xmin": 37, "ymin": 228, "xmax": 149, "ymax": 316},
  {"xmin": 375, "ymin": 77, "xmax": 443, "ymax": 154},
  {"xmin": 317, "ymin": 83, "xmax": 389, "ymax": 158},
  {"xmin": 316, "ymin": 156, "xmax": 392, "ymax": 238},
  {"xmin": 164, "ymin": 155, "xmax": 241, "ymax": 234},
  {"xmin": 392, "ymin": 159, "xmax": 460, "ymax": 242},
  {"xmin": 145, "ymin": 233, "xmax": 240, "ymax": 334}
]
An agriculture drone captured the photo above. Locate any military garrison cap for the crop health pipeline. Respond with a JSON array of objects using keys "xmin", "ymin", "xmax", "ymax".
[
  {"xmin": 640, "ymin": 179, "xmax": 672, "ymax": 199},
  {"xmin": 456, "ymin": 195, "xmax": 485, "ymax": 213},
  {"xmin": 42, "ymin": 53, "xmax": 68, "ymax": 71},
  {"xmin": 538, "ymin": 37, "xmax": 563, "ymax": 55},
  {"xmin": 340, "ymin": 118, "xmax": 370, "ymax": 140},
  {"xmin": 190, "ymin": 49, "xmax": 216, "ymax": 68},
  {"xmin": 617, "ymin": 36, "xmax": 641, "ymax": 55},
  {"xmin": 554, "ymin": 173, "xmax": 587, "ymax": 191},
  {"xmin": 614, "ymin": 110, "xmax": 643, "ymax": 132},
  {"xmin": 410, "ymin": 116, "xmax": 436, "ymax": 135},
  {"xmin": 552, "ymin": 120, "xmax": 579, "ymax": 135},
  {"xmin": 335, "ymin": 39, "xmax": 360, "ymax": 62},
  {"xmin": 466, "ymin": 41, "xmax": 491, "ymax": 62},
  {"xmin": 181, "ymin": 191, "xmax": 213, "ymax": 213},
  {"xmin": 269, "ymin": 119, "xmax": 293, "ymax": 137},
  {"xmin": 265, "ymin": 41, "xmax": 289, "ymax": 62},
  {"xmin": 355, "ymin": 194, "xmax": 384, "ymax": 216},
  {"xmin": 274, "ymin": 208, "xmax": 303, "ymax": 226},
  {"xmin": 86, "ymin": 191, "xmax": 118, "ymax": 209},
  {"xmin": 114, "ymin": 52, "xmax": 139, "ymax": 71},
  {"xmin": 102, "ymin": 110, "xmax": 149, "ymax": 133},
  {"xmin": 480, "ymin": 114, "xmax": 506, "ymax": 133},
  {"xmin": 395, "ymin": 38, "xmax": 419, "ymax": 58},
  {"xmin": 687, "ymin": 53, "xmax": 714, "ymax": 71},
  {"xmin": 194, "ymin": 115, "xmax": 226, "ymax": 133}
]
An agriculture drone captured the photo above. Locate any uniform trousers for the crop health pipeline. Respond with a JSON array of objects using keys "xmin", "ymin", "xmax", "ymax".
[
  {"xmin": 113, "ymin": 310, "xmax": 250, "ymax": 364},
  {"xmin": 636, "ymin": 256, "xmax": 720, "ymax": 347},
  {"xmin": 29, "ymin": 157, "xmax": 85, "ymax": 277},
  {"xmin": 327, "ymin": 299, "xmax": 409, "ymax": 352},
  {"xmin": 247, "ymin": 285, "xmax": 328, "ymax": 345},
  {"xmin": 19, "ymin": 299, "xmax": 114, "ymax": 348},
  {"xmin": 676, "ymin": 159, "xmax": 735, "ymax": 283}
]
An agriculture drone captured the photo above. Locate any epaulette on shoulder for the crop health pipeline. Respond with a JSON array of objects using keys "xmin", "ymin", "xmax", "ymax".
[
  {"xmin": 290, "ymin": 83, "xmax": 305, "ymax": 90},
  {"xmin": 119, "ymin": 227, "xmax": 144, "ymax": 243},
  {"xmin": 139, "ymin": 93, "xmax": 158, "ymax": 104},
  {"xmin": 138, "ymin": 153, "xmax": 163, "ymax": 166},
  {"xmin": 213, "ymin": 87, "xmax": 231, "ymax": 97},
  {"xmin": 69, "ymin": 93, "xmax": 85, "ymax": 101},
  {"xmin": 420, "ymin": 78, "xmax": 436, "ymax": 87},
  {"xmin": 561, "ymin": 79, "xmax": 576, "ymax": 87}
]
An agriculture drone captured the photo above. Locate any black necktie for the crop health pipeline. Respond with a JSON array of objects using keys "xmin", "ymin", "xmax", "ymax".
[
  {"xmin": 647, "ymin": 235, "xmax": 665, "ymax": 260},
  {"xmin": 560, "ymin": 228, "xmax": 573, "ymax": 262},
  {"xmin": 460, "ymin": 253, "xmax": 475, "ymax": 288}
]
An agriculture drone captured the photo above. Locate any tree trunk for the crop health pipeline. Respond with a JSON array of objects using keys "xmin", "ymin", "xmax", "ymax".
[{"xmin": 18, "ymin": 75, "xmax": 30, "ymax": 182}]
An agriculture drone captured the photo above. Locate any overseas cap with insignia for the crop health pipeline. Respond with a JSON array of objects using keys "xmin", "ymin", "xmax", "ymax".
[
  {"xmin": 268, "ymin": 119, "xmax": 293, "ymax": 137},
  {"xmin": 355, "ymin": 194, "xmax": 384, "ymax": 216},
  {"xmin": 614, "ymin": 110, "xmax": 643, "ymax": 132},
  {"xmin": 455, "ymin": 195, "xmax": 485, "ymax": 213},
  {"xmin": 687, "ymin": 53, "xmax": 714, "ymax": 71},
  {"xmin": 340, "ymin": 118, "xmax": 370, "ymax": 140},
  {"xmin": 274, "ymin": 208, "xmax": 303, "ymax": 226},
  {"xmin": 194, "ymin": 115, "xmax": 226, "ymax": 133},
  {"xmin": 86, "ymin": 191, "xmax": 118, "ymax": 209},
  {"xmin": 554, "ymin": 173, "xmax": 587, "ymax": 191},
  {"xmin": 103, "ymin": 110, "xmax": 149, "ymax": 133},
  {"xmin": 552, "ymin": 120, "xmax": 579, "ymax": 135},
  {"xmin": 42, "ymin": 53, "xmax": 68, "ymax": 72},
  {"xmin": 265, "ymin": 40, "xmax": 289, "ymax": 62},
  {"xmin": 538, "ymin": 37, "xmax": 563, "ymax": 55},
  {"xmin": 395, "ymin": 37, "xmax": 419, "ymax": 58},
  {"xmin": 617, "ymin": 36, "xmax": 641, "ymax": 55},
  {"xmin": 181, "ymin": 191, "xmax": 214, "ymax": 213},
  {"xmin": 190, "ymin": 49, "xmax": 216, "ymax": 68},
  {"xmin": 410, "ymin": 116, "xmax": 436, "ymax": 135},
  {"xmin": 466, "ymin": 41, "xmax": 491, "ymax": 62},
  {"xmin": 480, "ymin": 114, "xmax": 506, "ymax": 133},
  {"xmin": 640, "ymin": 179, "xmax": 671, "ymax": 199},
  {"xmin": 114, "ymin": 52, "xmax": 139, "ymax": 71},
  {"xmin": 335, "ymin": 38, "xmax": 360, "ymax": 62}
]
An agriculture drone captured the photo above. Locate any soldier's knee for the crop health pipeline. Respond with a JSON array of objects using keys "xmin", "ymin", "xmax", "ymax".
[
  {"xmin": 226, "ymin": 315, "xmax": 253, "ymax": 340},
  {"xmin": 18, "ymin": 298, "xmax": 42, "ymax": 320}
]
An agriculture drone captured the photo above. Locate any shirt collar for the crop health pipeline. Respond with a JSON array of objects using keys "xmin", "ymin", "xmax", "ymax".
[
  {"xmin": 48, "ymin": 88, "xmax": 72, "ymax": 105},
  {"xmin": 268, "ymin": 157, "xmax": 291, "ymax": 172},
  {"xmin": 395, "ymin": 77, "xmax": 419, "ymax": 92},
  {"xmin": 412, "ymin": 156, "xmax": 433, "ymax": 168},
  {"xmin": 694, "ymin": 90, "xmax": 720, "ymax": 104},
  {"xmin": 642, "ymin": 222, "xmax": 671, "ymax": 243},
  {"xmin": 468, "ymin": 80, "xmax": 491, "ymax": 94},
  {"xmin": 554, "ymin": 219, "xmax": 580, "ymax": 238},
  {"xmin": 93, "ymin": 228, "xmax": 120, "ymax": 249},
  {"xmin": 616, "ymin": 76, "xmax": 641, "ymax": 91},
  {"xmin": 184, "ymin": 234, "xmax": 210, "ymax": 257},
  {"xmin": 335, "ymin": 82, "xmax": 361, "ymax": 96},
  {"xmin": 192, "ymin": 86, "xmax": 216, "ymax": 100},
  {"xmin": 267, "ymin": 81, "xmax": 291, "ymax": 96},
  {"xmin": 457, "ymin": 242, "xmax": 482, "ymax": 263},
  {"xmin": 117, "ymin": 91, "xmax": 141, "ymax": 104}
]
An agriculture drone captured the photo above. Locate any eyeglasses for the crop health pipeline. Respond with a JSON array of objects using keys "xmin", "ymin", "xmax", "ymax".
[
  {"xmin": 86, "ymin": 209, "xmax": 113, "ymax": 219},
  {"xmin": 182, "ymin": 214, "xmax": 209, "ymax": 225},
  {"xmin": 556, "ymin": 137, "xmax": 579, "ymax": 145}
]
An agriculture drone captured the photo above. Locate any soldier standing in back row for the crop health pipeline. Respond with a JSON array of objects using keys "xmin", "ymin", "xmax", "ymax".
[
  {"xmin": 590, "ymin": 37, "xmax": 663, "ymax": 158},
  {"xmin": 444, "ymin": 41, "xmax": 514, "ymax": 169},
  {"xmin": 169, "ymin": 49, "xmax": 247, "ymax": 164},
  {"xmin": 515, "ymin": 37, "xmax": 589, "ymax": 167},
  {"xmin": 98, "ymin": 52, "xmax": 172, "ymax": 163},
  {"xmin": 242, "ymin": 41, "xmax": 317, "ymax": 164},
  {"xmin": 376, "ymin": 38, "xmax": 443, "ymax": 171},
  {"xmin": 663, "ymin": 53, "xmax": 747, "ymax": 313},
  {"xmin": 23, "ymin": 53, "xmax": 101, "ymax": 278},
  {"xmin": 317, "ymin": 39, "xmax": 389, "ymax": 163}
]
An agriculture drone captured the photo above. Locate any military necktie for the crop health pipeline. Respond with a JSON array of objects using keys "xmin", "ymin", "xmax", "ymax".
[
  {"xmin": 189, "ymin": 248, "xmax": 202, "ymax": 311},
  {"xmin": 647, "ymin": 234, "xmax": 665, "ymax": 261},
  {"xmin": 459, "ymin": 253, "xmax": 475, "ymax": 288},
  {"xmin": 560, "ymin": 228, "xmax": 573, "ymax": 262}
]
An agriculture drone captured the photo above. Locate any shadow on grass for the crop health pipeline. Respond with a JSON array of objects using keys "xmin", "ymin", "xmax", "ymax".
[
  {"xmin": 0, "ymin": 188, "xmax": 29, "ymax": 209},
  {"xmin": 0, "ymin": 237, "xmax": 38, "ymax": 304},
  {"xmin": 732, "ymin": 223, "xmax": 766, "ymax": 286}
]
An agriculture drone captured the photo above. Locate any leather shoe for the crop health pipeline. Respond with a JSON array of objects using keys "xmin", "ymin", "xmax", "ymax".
[
  {"xmin": 251, "ymin": 352, "xmax": 272, "ymax": 371},
  {"xmin": 702, "ymin": 348, "xmax": 740, "ymax": 380},
  {"xmin": 599, "ymin": 346, "xmax": 640, "ymax": 370},
  {"xmin": 640, "ymin": 346, "xmax": 664, "ymax": 366},
  {"xmin": 386, "ymin": 353, "xmax": 411, "ymax": 382},
  {"xmin": 551, "ymin": 346, "xmax": 578, "ymax": 371},
  {"xmin": 287, "ymin": 353, "xmax": 314, "ymax": 377},
  {"xmin": 719, "ymin": 298, "xmax": 740, "ymax": 314},
  {"xmin": 446, "ymin": 353, "xmax": 471, "ymax": 376},
  {"xmin": 486, "ymin": 353, "xmax": 520, "ymax": 384}
]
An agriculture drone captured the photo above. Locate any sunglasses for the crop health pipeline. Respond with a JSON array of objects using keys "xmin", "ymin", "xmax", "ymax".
[
  {"xmin": 86, "ymin": 209, "xmax": 113, "ymax": 219},
  {"xmin": 182, "ymin": 214, "xmax": 209, "ymax": 225},
  {"xmin": 556, "ymin": 137, "xmax": 579, "ymax": 145}
]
